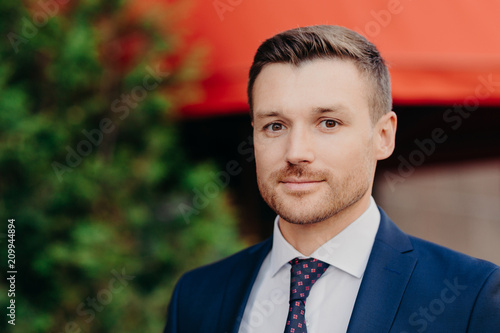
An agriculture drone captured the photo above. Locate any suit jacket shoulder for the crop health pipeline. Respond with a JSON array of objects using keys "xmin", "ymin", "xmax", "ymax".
[
  {"xmin": 164, "ymin": 238, "xmax": 272, "ymax": 333},
  {"xmin": 348, "ymin": 208, "xmax": 500, "ymax": 332},
  {"xmin": 403, "ymin": 234, "xmax": 500, "ymax": 332}
]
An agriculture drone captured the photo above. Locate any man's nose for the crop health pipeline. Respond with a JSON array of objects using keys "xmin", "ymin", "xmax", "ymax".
[{"xmin": 284, "ymin": 126, "xmax": 315, "ymax": 165}]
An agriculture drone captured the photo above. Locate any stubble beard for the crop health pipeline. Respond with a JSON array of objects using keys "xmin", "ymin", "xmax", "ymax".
[{"xmin": 257, "ymin": 162, "xmax": 373, "ymax": 225}]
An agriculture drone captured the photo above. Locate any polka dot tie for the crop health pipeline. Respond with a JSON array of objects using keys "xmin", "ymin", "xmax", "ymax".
[{"xmin": 284, "ymin": 258, "xmax": 329, "ymax": 333}]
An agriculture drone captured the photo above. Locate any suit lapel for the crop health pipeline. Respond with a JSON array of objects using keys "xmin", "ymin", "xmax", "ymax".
[
  {"xmin": 347, "ymin": 208, "xmax": 417, "ymax": 332},
  {"xmin": 216, "ymin": 237, "xmax": 272, "ymax": 333}
]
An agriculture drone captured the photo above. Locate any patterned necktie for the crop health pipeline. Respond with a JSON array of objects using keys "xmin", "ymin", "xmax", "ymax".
[{"xmin": 284, "ymin": 257, "xmax": 329, "ymax": 333}]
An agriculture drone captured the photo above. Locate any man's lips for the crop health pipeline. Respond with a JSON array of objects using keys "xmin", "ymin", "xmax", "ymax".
[
  {"xmin": 280, "ymin": 178, "xmax": 324, "ymax": 183},
  {"xmin": 279, "ymin": 178, "xmax": 325, "ymax": 191}
]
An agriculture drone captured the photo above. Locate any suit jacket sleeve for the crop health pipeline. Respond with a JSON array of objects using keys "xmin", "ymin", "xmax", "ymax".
[{"xmin": 467, "ymin": 267, "xmax": 500, "ymax": 332}]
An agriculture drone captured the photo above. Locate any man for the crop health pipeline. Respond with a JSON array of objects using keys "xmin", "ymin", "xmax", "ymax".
[{"xmin": 164, "ymin": 25, "xmax": 500, "ymax": 332}]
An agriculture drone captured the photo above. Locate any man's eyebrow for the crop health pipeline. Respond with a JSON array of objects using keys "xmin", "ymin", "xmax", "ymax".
[
  {"xmin": 254, "ymin": 110, "xmax": 283, "ymax": 120},
  {"xmin": 254, "ymin": 105, "xmax": 351, "ymax": 120}
]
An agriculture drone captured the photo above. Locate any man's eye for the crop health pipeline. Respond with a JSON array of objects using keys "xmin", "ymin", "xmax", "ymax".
[
  {"xmin": 265, "ymin": 123, "xmax": 284, "ymax": 132},
  {"xmin": 320, "ymin": 119, "xmax": 338, "ymax": 128}
]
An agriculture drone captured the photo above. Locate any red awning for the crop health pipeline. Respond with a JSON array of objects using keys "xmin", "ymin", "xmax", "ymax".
[{"xmin": 180, "ymin": 0, "xmax": 500, "ymax": 117}]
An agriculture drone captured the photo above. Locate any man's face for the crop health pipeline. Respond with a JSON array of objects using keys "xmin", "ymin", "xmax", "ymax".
[{"xmin": 252, "ymin": 58, "xmax": 381, "ymax": 225}]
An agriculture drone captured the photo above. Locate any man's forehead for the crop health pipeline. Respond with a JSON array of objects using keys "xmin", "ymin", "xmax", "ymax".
[{"xmin": 252, "ymin": 59, "xmax": 370, "ymax": 120}]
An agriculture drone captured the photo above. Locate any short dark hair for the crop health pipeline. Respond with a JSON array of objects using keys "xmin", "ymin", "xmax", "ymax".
[{"xmin": 247, "ymin": 25, "xmax": 392, "ymax": 123}]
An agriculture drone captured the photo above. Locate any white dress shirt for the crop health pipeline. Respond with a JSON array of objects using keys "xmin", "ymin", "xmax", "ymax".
[{"xmin": 239, "ymin": 197, "xmax": 380, "ymax": 333}]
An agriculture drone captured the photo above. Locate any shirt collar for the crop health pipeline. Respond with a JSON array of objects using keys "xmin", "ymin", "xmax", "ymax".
[{"xmin": 269, "ymin": 197, "xmax": 380, "ymax": 279}]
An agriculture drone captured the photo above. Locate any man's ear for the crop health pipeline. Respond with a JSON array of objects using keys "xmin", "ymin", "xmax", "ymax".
[{"xmin": 374, "ymin": 111, "xmax": 397, "ymax": 160}]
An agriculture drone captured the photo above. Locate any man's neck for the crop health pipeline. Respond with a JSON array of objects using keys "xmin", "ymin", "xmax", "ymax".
[{"xmin": 278, "ymin": 195, "xmax": 372, "ymax": 256}]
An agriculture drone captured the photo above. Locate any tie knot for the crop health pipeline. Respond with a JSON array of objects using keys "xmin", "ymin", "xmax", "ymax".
[{"xmin": 288, "ymin": 257, "xmax": 329, "ymax": 302}]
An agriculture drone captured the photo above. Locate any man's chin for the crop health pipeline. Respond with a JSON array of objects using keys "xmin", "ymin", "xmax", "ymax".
[
  {"xmin": 272, "ymin": 197, "xmax": 332, "ymax": 225},
  {"xmin": 278, "ymin": 210, "xmax": 331, "ymax": 225}
]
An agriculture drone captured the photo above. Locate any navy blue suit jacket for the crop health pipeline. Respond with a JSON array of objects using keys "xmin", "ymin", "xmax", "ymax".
[{"xmin": 165, "ymin": 208, "xmax": 500, "ymax": 332}]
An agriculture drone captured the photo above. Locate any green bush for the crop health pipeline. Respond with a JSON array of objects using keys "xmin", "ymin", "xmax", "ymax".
[{"xmin": 0, "ymin": 1, "xmax": 245, "ymax": 332}]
